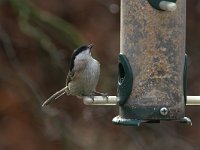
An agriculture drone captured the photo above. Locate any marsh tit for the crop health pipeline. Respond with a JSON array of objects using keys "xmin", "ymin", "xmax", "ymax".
[{"xmin": 42, "ymin": 44, "xmax": 106, "ymax": 106}]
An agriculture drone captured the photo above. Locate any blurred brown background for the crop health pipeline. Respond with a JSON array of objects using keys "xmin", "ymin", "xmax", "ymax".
[{"xmin": 0, "ymin": 0, "xmax": 200, "ymax": 150}]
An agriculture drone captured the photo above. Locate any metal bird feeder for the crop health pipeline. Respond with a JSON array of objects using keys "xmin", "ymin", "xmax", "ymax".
[
  {"xmin": 83, "ymin": 0, "xmax": 200, "ymax": 126},
  {"xmin": 112, "ymin": 0, "xmax": 190, "ymax": 126}
]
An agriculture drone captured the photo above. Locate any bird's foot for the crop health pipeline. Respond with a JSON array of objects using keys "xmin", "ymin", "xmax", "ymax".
[
  {"xmin": 93, "ymin": 91, "xmax": 108, "ymax": 102},
  {"xmin": 88, "ymin": 94, "xmax": 95, "ymax": 102}
]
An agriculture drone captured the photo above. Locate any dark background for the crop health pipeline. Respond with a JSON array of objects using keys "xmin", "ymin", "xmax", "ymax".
[{"xmin": 0, "ymin": 0, "xmax": 200, "ymax": 150}]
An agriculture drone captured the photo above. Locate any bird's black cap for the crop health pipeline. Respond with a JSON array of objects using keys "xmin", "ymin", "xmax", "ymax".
[{"xmin": 69, "ymin": 44, "xmax": 93, "ymax": 71}]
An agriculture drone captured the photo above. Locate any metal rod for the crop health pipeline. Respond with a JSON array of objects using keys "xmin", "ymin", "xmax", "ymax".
[
  {"xmin": 186, "ymin": 96, "xmax": 200, "ymax": 105},
  {"xmin": 83, "ymin": 96, "xmax": 118, "ymax": 105},
  {"xmin": 83, "ymin": 96, "xmax": 200, "ymax": 106}
]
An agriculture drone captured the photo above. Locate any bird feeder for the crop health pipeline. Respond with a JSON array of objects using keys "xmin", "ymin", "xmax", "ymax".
[
  {"xmin": 112, "ymin": 0, "xmax": 190, "ymax": 126},
  {"xmin": 83, "ymin": 0, "xmax": 200, "ymax": 126}
]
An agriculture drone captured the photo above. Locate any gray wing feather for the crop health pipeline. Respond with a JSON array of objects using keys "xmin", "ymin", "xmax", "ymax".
[{"xmin": 66, "ymin": 71, "xmax": 75, "ymax": 85}]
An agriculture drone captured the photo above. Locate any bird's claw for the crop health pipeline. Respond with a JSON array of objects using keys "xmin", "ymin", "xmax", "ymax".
[
  {"xmin": 89, "ymin": 95, "xmax": 95, "ymax": 102},
  {"xmin": 94, "ymin": 91, "xmax": 108, "ymax": 103},
  {"xmin": 102, "ymin": 93, "xmax": 109, "ymax": 103},
  {"xmin": 87, "ymin": 91, "xmax": 109, "ymax": 103}
]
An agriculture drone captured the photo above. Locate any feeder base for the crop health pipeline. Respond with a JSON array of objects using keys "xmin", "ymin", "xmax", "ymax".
[{"xmin": 112, "ymin": 116, "xmax": 192, "ymax": 126}]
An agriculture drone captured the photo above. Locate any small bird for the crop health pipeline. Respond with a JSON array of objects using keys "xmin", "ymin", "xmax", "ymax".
[{"xmin": 42, "ymin": 44, "xmax": 106, "ymax": 106}]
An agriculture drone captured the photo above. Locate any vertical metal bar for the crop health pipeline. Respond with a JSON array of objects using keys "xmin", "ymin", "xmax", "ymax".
[{"xmin": 119, "ymin": 0, "xmax": 186, "ymax": 121}]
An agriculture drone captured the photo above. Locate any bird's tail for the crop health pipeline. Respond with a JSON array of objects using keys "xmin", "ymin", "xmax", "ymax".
[{"xmin": 42, "ymin": 86, "xmax": 68, "ymax": 107}]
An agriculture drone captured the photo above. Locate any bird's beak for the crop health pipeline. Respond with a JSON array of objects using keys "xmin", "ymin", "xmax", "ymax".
[{"xmin": 88, "ymin": 44, "xmax": 93, "ymax": 50}]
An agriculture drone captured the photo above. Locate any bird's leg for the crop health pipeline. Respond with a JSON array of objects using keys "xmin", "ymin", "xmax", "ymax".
[
  {"xmin": 89, "ymin": 94, "xmax": 95, "ymax": 102},
  {"xmin": 82, "ymin": 93, "xmax": 95, "ymax": 102}
]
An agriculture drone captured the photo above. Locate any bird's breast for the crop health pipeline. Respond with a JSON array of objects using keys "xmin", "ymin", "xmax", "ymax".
[{"xmin": 68, "ymin": 58, "xmax": 100, "ymax": 96}]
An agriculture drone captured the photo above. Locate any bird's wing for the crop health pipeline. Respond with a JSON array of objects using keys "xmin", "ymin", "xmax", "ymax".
[
  {"xmin": 66, "ymin": 59, "xmax": 88, "ymax": 85},
  {"xmin": 66, "ymin": 71, "xmax": 75, "ymax": 85}
]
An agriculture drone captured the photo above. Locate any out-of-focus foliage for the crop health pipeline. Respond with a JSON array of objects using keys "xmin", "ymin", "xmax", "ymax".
[
  {"xmin": 10, "ymin": 0, "xmax": 84, "ymax": 70},
  {"xmin": 0, "ymin": 0, "xmax": 200, "ymax": 150}
]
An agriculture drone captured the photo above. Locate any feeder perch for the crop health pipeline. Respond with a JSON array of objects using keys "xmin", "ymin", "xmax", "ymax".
[{"xmin": 148, "ymin": 0, "xmax": 177, "ymax": 11}]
